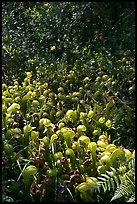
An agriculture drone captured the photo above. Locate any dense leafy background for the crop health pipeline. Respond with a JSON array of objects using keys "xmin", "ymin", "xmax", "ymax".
[{"xmin": 2, "ymin": 2, "xmax": 135, "ymax": 202}]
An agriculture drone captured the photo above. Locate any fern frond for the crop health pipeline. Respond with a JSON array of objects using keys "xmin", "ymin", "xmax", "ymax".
[
  {"xmin": 127, "ymin": 192, "xmax": 135, "ymax": 202},
  {"xmin": 125, "ymin": 174, "xmax": 135, "ymax": 189},
  {"xmin": 110, "ymin": 158, "xmax": 135, "ymax": 202},
  {"xmin": 111, "ymin": 182, "xmax": 132, "ymax": 202},
  {"xmin": 96, "ymin": 168, "xmax": 120, "ymax": 194},
  {"xmin": 110, "ymin": 177, "xmax": 115, "ymax": 191},
  {"xmin": 110, "ymin": 185, "xmax": 124, "ymax": 201},
  {"xmin": 111, "ymin": 182, "xmax": 135, "ymax": 202},
  {"xmin": 96, "ymin": 157, "xmax": 135, "ymax": 202},
  {"xmin": 97, "ymin": 177, "xmax": 108, "ymax": 182}
]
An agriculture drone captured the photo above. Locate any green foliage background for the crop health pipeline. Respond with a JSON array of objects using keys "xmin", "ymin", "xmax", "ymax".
[
  {"xmin": 2, "ymin": 2, "xmax": 135, "ymax": 202},
  {"xmin": 2, "ymin": 2, "xmax": 135, "ymax": 79}
]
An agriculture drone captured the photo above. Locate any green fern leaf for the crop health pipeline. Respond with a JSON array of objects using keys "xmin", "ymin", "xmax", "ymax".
[
  {"xmin": 96, "ymin": 158, "xmax": 135, "ymax": 202},
  {"xmin": 110, "ymin": 186, "xmax": 123, "ymax": 201},
  {"xmin": 102, "ymin": 181, "xmax": 108, "ymax": 193},
  {"xmin": 127, "ymin": 192, "xmax": 135, "ymax": 202},
  {"xmin": 111, "ymin": 160, "xmax": 135, "ymax": 202},
  {"xmin": 113, "ymin": 174, "xmax": 120, "ymax": 185},
  {"xmin": 110, "ymin": 177, "xmax": 115, "ymax": 191},
  {"xmin": 106, "ymin": 179, "xmax": 111, "ymax": 192},
  {"xmin": 100, "ymin": 174, "xmax": 110, "ymax": 180},
  {"xmin": 110, "ymin": 166, "xmax": 117, "ymax": 173},
  {"xmin": 98, "ymin": 177, "xmax": 107, "ymax": 182}
]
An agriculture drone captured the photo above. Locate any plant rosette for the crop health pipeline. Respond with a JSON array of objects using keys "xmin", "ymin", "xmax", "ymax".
[
  {"xmin": 123, "ymin": 148, "xmax": 132, "ymax": 160},
  {"xmin": 77, "ymin": 125, "xmax": 86, "ymax": 135},
  {"xmin": 78, "ymin": 135, "xmax": 90, "ymax": 151},
  {"xmin": 4, "ymin": 143, "xmax": 14, "ymax": 154},
  {"xmin": 105, "ymin": 144, "xmax": 117, "ymax": 153},
  {"xmin": 76, "ymin": 177, "xmax": 98, "ymax": 193},
  {"xmin": 97, "ymin": 140, "xmax": 108, "ymax": 149},
  {"xmin": 60, "ymin": 127, "xmax": 75, "ymax": 148},
  {"xmin": 100, "ymin": 154, "xmax": 112, "ymax": 168},
  {"xmin": 93, "ymin": 129, "xmax": 101, "ymax": 136},
  {"xmin": 111, "ymin": 149, "xmax": 126, "ymax": 168}
]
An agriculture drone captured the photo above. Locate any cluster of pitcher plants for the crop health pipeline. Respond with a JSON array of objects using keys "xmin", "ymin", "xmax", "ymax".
[{"xmin": 2, "ymin": 65, "xmax": 135, "ymax": 202}]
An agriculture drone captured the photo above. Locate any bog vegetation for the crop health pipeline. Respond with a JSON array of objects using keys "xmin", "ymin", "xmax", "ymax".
[{"xmin": 2, "ymin": 2, "xmax": 135, "ymax": 202}]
